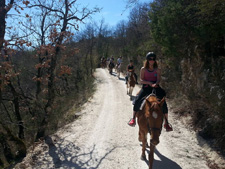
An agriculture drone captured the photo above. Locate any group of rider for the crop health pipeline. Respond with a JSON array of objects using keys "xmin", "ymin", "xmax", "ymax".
[{"xmin": 101, "ymin": 52, "xmax": 173, "ymax": 132}]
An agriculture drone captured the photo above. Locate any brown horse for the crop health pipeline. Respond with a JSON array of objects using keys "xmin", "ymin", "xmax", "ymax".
[
  {"xmin": 127, "ymin": 70, "xmax": 135, "ymax": 96},
  {"xmin": 101, "ymin": 59, "xmax": 106, "ymax": 68},
  {"xmin": 137, "ymin": 95, "xmax": 165, "ymax": 169},
  {"xmin": 108, "ymin": 62, "xmax": 114, "ymax": 74}
]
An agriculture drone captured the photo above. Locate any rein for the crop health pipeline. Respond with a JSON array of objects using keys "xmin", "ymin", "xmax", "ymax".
[{"xmin": 151, "ymin": 88, "xmax": 156, "ymax": 96}]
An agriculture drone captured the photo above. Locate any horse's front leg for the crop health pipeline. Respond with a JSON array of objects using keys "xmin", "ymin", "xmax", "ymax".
[
  {"xmin": 148, "ymin": 144, "xmax": 155, "ymax": 169},
  {"xmin": 140, "ymin": 132, "xmax": 147, "ymax": 160},
  {"xmin": 130, "ymin": 87, "xmax": 133, "ymax": 96}
]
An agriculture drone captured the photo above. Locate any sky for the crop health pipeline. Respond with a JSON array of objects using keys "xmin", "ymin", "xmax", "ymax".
[
  {"xmin": 79, "ymin": 0, "xmax": 151, "ymax": 27},
  {"xmin": 5, "ymin": 0, "xmax": 151, "ymax": 41}
]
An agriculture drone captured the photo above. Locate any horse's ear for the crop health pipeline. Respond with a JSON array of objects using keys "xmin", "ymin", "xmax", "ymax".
[
  {"xmin": 146, "ymin": 99, "xmax": 151, "ymax": 106},
  {"xmin": 145, "ymin": 99, "xmax": 151, "ymax": 117},
  {"xmin": 159, "ymin": 97, "xmax": 165, "ymax": 107}
]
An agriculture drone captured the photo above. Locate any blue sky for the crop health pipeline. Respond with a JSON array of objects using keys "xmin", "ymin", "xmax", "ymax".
[
  {"xmin": 7, "ymin": 0, "xmax": 151, "ymax": 29},
  {"xmin": 6, "ymin": 0, "xmax": 151, "ymax": 40},
  {"xmin": 80, "ymin": 0, "xmax": 151, "ymax": 27}
]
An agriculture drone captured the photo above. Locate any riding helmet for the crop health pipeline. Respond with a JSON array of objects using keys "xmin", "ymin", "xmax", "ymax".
[{"xmin": 146, "ymin": 52, "xmax": 156, "ymax": 60}]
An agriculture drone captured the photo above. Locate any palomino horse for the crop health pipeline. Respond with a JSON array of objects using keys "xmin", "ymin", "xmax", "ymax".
[
  {"xmin": 137, "ymin": 94, "xmax": 165, "ymax": 169},
  {"xmin": 126, "ymin": 70, "xmax": 136, "ymax": 97}
]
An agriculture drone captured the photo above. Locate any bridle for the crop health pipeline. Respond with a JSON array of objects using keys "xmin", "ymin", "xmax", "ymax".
[
  {"xmin": 147, "ymin": 122, "xmax": 163, "ymax": 147},
  {"xmin": 147, "ymin": 121, "xmax": 163, "ymax": 145}
]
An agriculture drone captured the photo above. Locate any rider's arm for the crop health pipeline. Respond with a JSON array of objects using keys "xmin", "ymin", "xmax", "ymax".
[
  {"xmin": 155, "ymin": 68, "xmax": 161, "ymax": 85},
  {"xmin": 140, "ymin": 67, "xmax": 153, "ymax": 87}
]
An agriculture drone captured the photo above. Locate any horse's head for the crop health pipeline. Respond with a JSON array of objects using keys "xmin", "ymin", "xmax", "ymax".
[
  {"xmin": 128, "ymin": 70, "xmax": 135, "ymax": 80},
  {"xmin": 145, "ymin": 95, "xmax": 165, "ymax": 146},
  {"xmin": 128, "ymin": 69, "xmax": 134, "ymax": 73}
]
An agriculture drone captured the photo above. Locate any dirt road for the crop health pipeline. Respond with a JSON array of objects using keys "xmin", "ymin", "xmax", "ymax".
[{"xmin": 15, "ymin": 68, "xmax": 224, "ymax": 169}]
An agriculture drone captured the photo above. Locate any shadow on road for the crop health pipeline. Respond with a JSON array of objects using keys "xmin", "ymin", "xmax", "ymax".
[
  {"xmin": 45, "ymin": 136, "xmax": 117, "ymax": 169},
  {"xmin": 109, "ymin": 72, "xmax": 117, "ymax": 76},
  {"xmin": 118, "ymin": 77, "xmax": 125, "ymax": 81},
  {"xmin": 143, "ymin": 148, "xmax": 182, "ymax": 169}
]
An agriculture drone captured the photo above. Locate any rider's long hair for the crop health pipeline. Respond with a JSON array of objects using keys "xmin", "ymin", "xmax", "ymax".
[{"xmin": 143, "ymin": 60, "xmax": 158, "ymax": 69}]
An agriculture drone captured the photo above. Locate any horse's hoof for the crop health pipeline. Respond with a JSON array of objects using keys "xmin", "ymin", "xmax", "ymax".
[{"xmin": 141, "ymin": 155, "xmax": 146, "ymax": 161}]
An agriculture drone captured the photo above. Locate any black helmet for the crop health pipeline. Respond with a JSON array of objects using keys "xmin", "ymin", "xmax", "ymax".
[{"xmin": 146, "ymin": 52, "xmax": 156, "ymax": 60}]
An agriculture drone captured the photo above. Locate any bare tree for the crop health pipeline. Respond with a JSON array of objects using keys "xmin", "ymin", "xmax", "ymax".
[
  {"xmin": 0, "ymin": 0, "xmax": 14, "ymax": 49},
  {"xmin": 114, "ymin": 20, "xmax": 128, "ymax": 56},
  {"xmin": 0, "ymin": 1, "xmax": 28, "ymax": 167},
  {"xmin": 126, "ymin": 3, "xmax": 151, "ymax": 55},
  {"xmin": 96, "ymin": 19, "xmax": 111, "ymax": 59},
  {"xmin": 26, "ymin": 0, "xmax": 100, "ymax": 139}
]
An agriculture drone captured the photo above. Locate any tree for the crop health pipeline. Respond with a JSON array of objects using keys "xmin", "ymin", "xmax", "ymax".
[
  {"xmin": 126, "ymin": 3, "xmax": 151, "ymax": 58},
  {"xmin": 26, "ymin": 0, "xmax": 100, "ymax": 139},
  {"xmin": 96, "ymin": 19, "xmax": 111, "ymax": 60},
  {"xmin": 149, "ymin": 0, "xmax": 225, "ymax": 149},
  {"xmin": 0, "ymin": 0, "xmax": 28, "ymax": 167},
  {"xmin": 113, "ymin": 20, "xmax": 128, "ymax": 56}
]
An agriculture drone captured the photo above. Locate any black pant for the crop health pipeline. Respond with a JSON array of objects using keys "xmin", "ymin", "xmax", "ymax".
[{"xmin": 133, "ymin": 85, "xmax": 168, "ymax": 114}]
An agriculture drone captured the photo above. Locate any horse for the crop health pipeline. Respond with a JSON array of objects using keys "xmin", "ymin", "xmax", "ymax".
[
  {"xmin": 101, "ymin": 59, "xmax": 106, "ymax": 68},
  {"xmin": 127, "ymin": 70, "xmax": 135, "ymax": 97},
  {"xmin": 108, "ymin": 62, "xmax": 114, "ymax": 74},
  {"xmin": 136, "ymin": 95, "xmax": 165, "ymax": 169}
]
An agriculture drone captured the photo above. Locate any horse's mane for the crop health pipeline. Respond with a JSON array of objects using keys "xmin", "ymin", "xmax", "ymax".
[{"xmin": 146, "ymin": 95, "xmax": 159, "ymax": 103}]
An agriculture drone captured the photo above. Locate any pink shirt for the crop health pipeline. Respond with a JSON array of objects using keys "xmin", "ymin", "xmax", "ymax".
[{"xmin": 143, "ymin": 68, "xmax": 157, "ymax": 83}]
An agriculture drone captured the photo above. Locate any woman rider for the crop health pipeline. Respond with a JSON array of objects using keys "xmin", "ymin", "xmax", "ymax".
[{"xmin": 128, "ymin": 52, "xmax": 173, "ymax": 131}]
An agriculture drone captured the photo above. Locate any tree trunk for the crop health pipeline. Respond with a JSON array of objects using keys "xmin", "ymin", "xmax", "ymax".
[
  {"xmin": 8, "ymin": 82, "xmax": 24, "ymax": 139},
  {"xmin": 0, "ymin": 0, "xmax": 6, "ymax": 49},
  {"xmin": 36, "ymin": 55, "xmax": 57, "ymax": 140},
  {"xmin": 0, "ymin": 123, "xmax": 26, "ymax": 163}
]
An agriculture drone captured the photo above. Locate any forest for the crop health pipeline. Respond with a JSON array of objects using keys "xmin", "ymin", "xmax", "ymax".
[{"xmin": 0, "ymin": 0, "xmax": 224, "ymax": 168}]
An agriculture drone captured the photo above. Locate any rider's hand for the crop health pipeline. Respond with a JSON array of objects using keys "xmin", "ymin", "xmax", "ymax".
[
  {"xmin": 148, "ymin": 82, "xmax": 153, "ymax": 87},
  {"xmin": 152, "ymin": 84, "xmax": 158, "ymax": 88}
]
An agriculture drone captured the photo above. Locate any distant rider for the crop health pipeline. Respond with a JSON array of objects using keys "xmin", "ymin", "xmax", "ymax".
[{"xmin": 125, "ymin": 60, "xmax": 138, "ymax": 84}]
